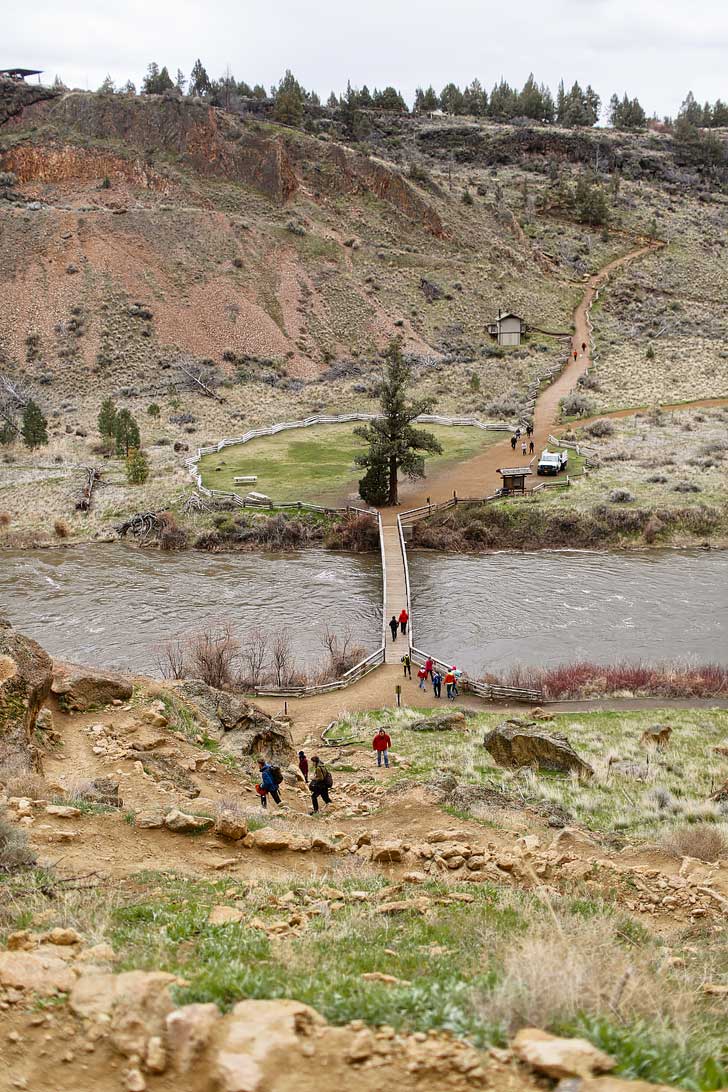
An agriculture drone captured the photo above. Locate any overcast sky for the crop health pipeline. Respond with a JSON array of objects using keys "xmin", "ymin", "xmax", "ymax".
[{"xmin": 4, "ymin": 0, "xmax": 728, "ymax": 119}]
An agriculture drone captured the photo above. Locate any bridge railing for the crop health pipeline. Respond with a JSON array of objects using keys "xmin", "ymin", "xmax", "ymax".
[{"xmin": 409, "ymin": 647, "xmax": 543, "ymax": 704}]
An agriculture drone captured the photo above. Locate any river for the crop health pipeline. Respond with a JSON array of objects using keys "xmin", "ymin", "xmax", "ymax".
[
  {"xmin": 2, "ymin": 544, "xmax": 726, "ymax": 680},
  {"xmin": 408, "ymin": 548, "xmax": 728, "ymax": 676},
  {"xmin": 0, "ymin": 544, "xmax": 382, "ymax": 676}
]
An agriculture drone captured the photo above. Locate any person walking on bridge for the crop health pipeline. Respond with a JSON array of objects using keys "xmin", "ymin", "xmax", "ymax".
[
  {"xmin": 373, "ymin": 727, "xmax": 392, "ymax": 768},
  {"xmin": 432, "ymin": 669, "xmax": 442, "ymax": 698},
  {"xmin": 401, "ymin": 652, "xmax": 412, "ymax": 679},
  {"xmin": 389, "ymin": 615, "xmax": 398, "ymax": 642},
  {"xmin": 398, "ymin": 607, "xmax": 409, "ymax": 636}
]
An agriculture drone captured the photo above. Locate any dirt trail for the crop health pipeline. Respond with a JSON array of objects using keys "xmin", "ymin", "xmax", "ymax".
[
  {"xmin": 378, "ymin": 238, "xmax": 664, "ymax": 524},
  {"xmin": 559, "ymin": 395, "xmax": 728, "ymax": 430}
]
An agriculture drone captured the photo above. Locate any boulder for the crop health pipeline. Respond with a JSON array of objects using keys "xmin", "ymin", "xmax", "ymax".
[
  {"xmin": 483, "ymin": 721, "xmax": 593, "ymax": 777},
  {"xmin": 170, "ymin": 680, "xmax": 295, "ymax": 762},
  {"xmin": 551, "ymin": 827, "xmax": 596, "ymax": 851},
  {"xmin": 70, "ymin": 970, "xmax": 176, "ymax": 1058},
  {"xmin": 410, "ymin": 711, "xmax": 466, "ymax": 732},
  {"xmin": 0, "ymin": 950, "xmax": 75, "ymax": 995},
  {"xmin": 0, "ymin": 620, "xmax": 53, "ymax": 772},
  {"xmin": 209, "ymin": 905, "xmax": 244, "ymax": 925},
  {"xmin": 216, "ymin": 810, "xmax": 248, "ymax": 841},
  {"xmin": 83, "ymin": 777, "xmax": 123, "ymax": 808},
  {"xmin": 251, "ymin": 828, "xmax": 291, "ymax": 852},
  {"xmin": 166, "ymin": 1003, "xmax": 221, "ymax": 1074},
  {"xmin": 51, "ymin": 663, "xmax": 133, "ymax": 710},
  {"xmin": 45, "ymin": 804, "xmax": 81, "ymax": 818},
  {"xmin": 215, "ymin": 999, "xmax": 324, "ymax": 1092},
  {"xmin": 371, "ymin": 839, "xmax": 404, "ymax": 863},
  {"xmin": 135, "ymin": 810, "xmax": 166, "ymax": 829},
  {"xmin": 164, "ymin": 808, "xmax": 214, "ymax": 834},
  {"xmin": 512, "ymin": 1028, "xmax": 615, "ymax": 1079}
]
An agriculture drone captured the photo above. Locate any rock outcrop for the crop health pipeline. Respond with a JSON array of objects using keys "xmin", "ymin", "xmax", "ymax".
[
  {"xmin": 483, "ymin": 720, "xmax": 593, "ymax": 777},
  {"xmin": 173, "ymin": 680, "xmax": 294, "ymax": 762},
  {"xmin": 0, "ymin": 619, "xmax": 53, "ymax": 771},
  {"xmin": 512, "ymin": 1027, "xmax": 615, "ymax": 1079},
  {"xmin": 51, "ymin": 663, "xmax": 133, "ymax": 710}
]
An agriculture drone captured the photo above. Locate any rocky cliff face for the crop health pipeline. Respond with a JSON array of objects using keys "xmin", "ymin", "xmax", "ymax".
[
  {"xmin": 0, "ymin": 77, "xmax": 57, "ymax": 128},
  {"xmin": 2, "ymin": 89, "xmax": 442, "ymax": 231}
]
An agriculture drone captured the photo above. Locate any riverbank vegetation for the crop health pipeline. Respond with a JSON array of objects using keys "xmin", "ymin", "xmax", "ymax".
[
  {"xmin": 411, "ymin": 405, "xmax": 728, "ymax": 550},
  {"xmin": 484, "ymin": 661, "xmax": 728, "ymax": 700},
  {"xmin": 156, "ymin": 622, "xmax": 369, "ymax": 690}
]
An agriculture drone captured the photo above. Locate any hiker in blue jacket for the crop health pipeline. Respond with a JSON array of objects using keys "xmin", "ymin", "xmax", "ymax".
[{"xmin": 257, "ymin": 758, "xmax": 283, "ymax": 809}]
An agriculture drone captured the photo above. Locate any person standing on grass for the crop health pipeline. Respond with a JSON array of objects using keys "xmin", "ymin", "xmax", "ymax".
[
  {"xmin": 401, "ymin": 652, "xmax": 412, "ymax": 679},
  {"xmin": 444, "ymin": 667, "xmax": 456, "ymax": 701},
  {"xmin": 309, "ymin": 755, "xmax": 332, "ymax": 814},
  {"xmin": 417, "ymin": 665, "xmax": 428, "ymax": 691},
  {"xmin": 432, "ymin": 669, "xmax": 442, "ymax": 699},
  {"xmin": 372, "ymin": 727, "xmax": 392, "ymax": 768},
  {"xmin": 389, "ymin": 615, "xmax": 398, "ymax": 642},
  {"xmin": 398, "ymin": 607, "xmax": 409, "ymax": 636},
  {"xmin": 298, "ymin": 750, "xmax": 309, "ymax": 784},
  {"xmin": 257, "ymin": 758, "xmax": 283, "ymax": 809}
]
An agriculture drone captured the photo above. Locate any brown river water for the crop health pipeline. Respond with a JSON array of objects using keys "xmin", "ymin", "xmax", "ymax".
[{"xmin": 1, "ymin": 544, "xmax": 726, "ymax": 678}]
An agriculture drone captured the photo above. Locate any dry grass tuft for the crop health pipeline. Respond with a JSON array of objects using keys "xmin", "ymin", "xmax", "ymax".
[
  {"xmin": 0, "ymin": 511, "xmax": 10, "ymax": 528},
  {"xmin": 661, "ymin": 823, "xmax": 728, "ymax": 863},
  {"xmin": 2, "ymin": 768, "xmax": 48, "ymax": 800},
  {"xmin": 0, "ymin": 809, "xmax": 36, "ymax": 873},
  {"xmin": 53, "ymin": 518, "xmax": 70, "ymax": 538},
  {"xmin": 482, "ymin": 914, "xmax": 691, "ymax": 1034}
]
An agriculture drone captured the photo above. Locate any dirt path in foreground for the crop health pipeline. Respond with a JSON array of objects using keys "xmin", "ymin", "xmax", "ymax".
[{"xmin": 378, "ymin": 239, "xmax": 664, "ymax": 525}]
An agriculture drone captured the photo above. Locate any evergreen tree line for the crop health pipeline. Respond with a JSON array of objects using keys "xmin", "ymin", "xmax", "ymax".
[{"xmin": 93, "ymin": 63, "xmax": 728, "ymax": 136}]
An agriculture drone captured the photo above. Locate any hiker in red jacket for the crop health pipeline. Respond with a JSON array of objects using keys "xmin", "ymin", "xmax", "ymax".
[
  {"xmin": 372, "ymin": 727, "xmax": 392, "ymax": 768},
  {"xmin": 424, "ymin": 656, "xmax": 434, "ymax": 680},
  {"xmin": 398, "ymin": 608, "xmax": 409, "ymax": 636}
]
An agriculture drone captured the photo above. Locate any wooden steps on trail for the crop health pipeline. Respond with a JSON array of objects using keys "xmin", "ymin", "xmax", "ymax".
[{"xmin": 382, "ymin": 524, "xmax": 409, "ymax": 664}]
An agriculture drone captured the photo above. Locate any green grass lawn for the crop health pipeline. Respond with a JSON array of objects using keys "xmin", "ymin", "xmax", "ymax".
[{"xmin": 199, "ymin": 423, "xmax": 502, "ymax": 505}]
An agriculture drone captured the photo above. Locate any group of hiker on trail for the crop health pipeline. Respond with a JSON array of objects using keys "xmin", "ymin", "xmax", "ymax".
[
  {"xmin": 401, "ymin": 652, "xmax": 460, "ymax": 701},
  {"xmin": 256, "ymin": 753, "xmax": 333, "ymax": 815},
  {"xmin": 510, "ymin": 423, "xmax": 535, "ymax": 457},
  {"xmin": 388, "ymin": 607, "xmax": 409, "ymax": 642}
]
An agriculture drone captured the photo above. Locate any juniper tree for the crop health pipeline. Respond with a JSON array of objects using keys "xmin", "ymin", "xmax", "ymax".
[
  {"xmin": 21, "ymin": 400, "xmax": 48, "ymax": 449},
  {"xmin": 189, "ymin": 59, "xmax": 211, "ymax": 97},
  {"xmin": 97, "ymin": 398, "xmax": 117, "ymax": 444},
  {"xmin": 354, "ymin": 340, "xmax": 442, "ymax": 507},
  {"xmin": 114, "ymin": 409, "xmax": 140, "ymax": 457},
  {"xmin": 125, "ymin": 448, "xmax": 150, "ymax": 484}
]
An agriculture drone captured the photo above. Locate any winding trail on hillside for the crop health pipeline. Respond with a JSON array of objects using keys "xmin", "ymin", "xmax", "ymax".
[{"xmin": 375, "ymin": 237, "xmax": 666, "ymax": 667}]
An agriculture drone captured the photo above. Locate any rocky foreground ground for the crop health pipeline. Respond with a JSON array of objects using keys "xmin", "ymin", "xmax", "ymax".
[{"xmin": 1, "ymin": 618, "xmax": 727, "ymax": 1091}]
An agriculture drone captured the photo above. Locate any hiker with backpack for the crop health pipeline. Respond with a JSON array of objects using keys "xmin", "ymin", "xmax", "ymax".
[
  {"xmin": 257, "ymin": 757, "xmax": 284, "ymax": 809},
  {"xmin": 401, "ymin": 652, "xmax": 412, "ymax": 679},
  {"xmin": 372, "ymin": 727, "xmax": 392, "ymax": 768},
  {"xmin": 309, "ymin": 754, "xmax": 332, "ymax": 814}
]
